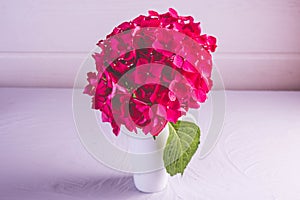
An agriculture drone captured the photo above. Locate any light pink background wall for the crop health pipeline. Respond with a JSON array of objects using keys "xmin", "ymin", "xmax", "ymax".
[{"xmin": 0, "ymin": 0, "xmax": 300, "ymax": 89}]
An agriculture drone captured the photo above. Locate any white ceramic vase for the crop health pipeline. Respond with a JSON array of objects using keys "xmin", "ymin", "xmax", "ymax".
[
  {"xmin": 132, "ymin": 126, "xmax": 169, "ymax": 193},
  {"xmin": 133, "ymin": 168, "xmax": 168, "ymax": 193}
]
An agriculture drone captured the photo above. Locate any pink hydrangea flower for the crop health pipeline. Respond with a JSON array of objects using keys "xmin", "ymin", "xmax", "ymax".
[{"xmin": 84, "ymin": 8, "xmax": 217, "ymax": 136}]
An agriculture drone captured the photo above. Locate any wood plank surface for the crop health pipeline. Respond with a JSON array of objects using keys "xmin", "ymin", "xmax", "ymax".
[
  {"xmin": 0, "ymin": 0, "xmax": 300, "ymax": 89},
  {"xmin": 1, "ymin": 0, "xmax": 300, "ymax": 53}
]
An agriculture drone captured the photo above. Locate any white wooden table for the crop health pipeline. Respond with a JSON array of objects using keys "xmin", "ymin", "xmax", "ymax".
[{"xmin": 0, "ymin": 88, "xmax": 299, "ymax": 200}]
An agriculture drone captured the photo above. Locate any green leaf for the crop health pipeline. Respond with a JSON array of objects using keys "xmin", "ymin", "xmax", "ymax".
[{"xmin": 163, "ymin": 120, "xmax": 200, "ymax": 176}]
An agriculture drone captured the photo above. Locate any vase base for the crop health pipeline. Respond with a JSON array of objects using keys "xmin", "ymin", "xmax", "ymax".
[{"xmin": 133, "ymin": 169, "xmax": 168, "ymax": 193}]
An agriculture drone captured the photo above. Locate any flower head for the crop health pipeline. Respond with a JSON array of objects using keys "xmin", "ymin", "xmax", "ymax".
[{"xmin": 84, "ymin": 8, "xmax": 217, "ymax": 136}]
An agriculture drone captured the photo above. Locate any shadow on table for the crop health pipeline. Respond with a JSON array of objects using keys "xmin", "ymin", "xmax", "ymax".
[{"xmin": 51, "ymin": 175, "xmax": 147, "ymax": 199}]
